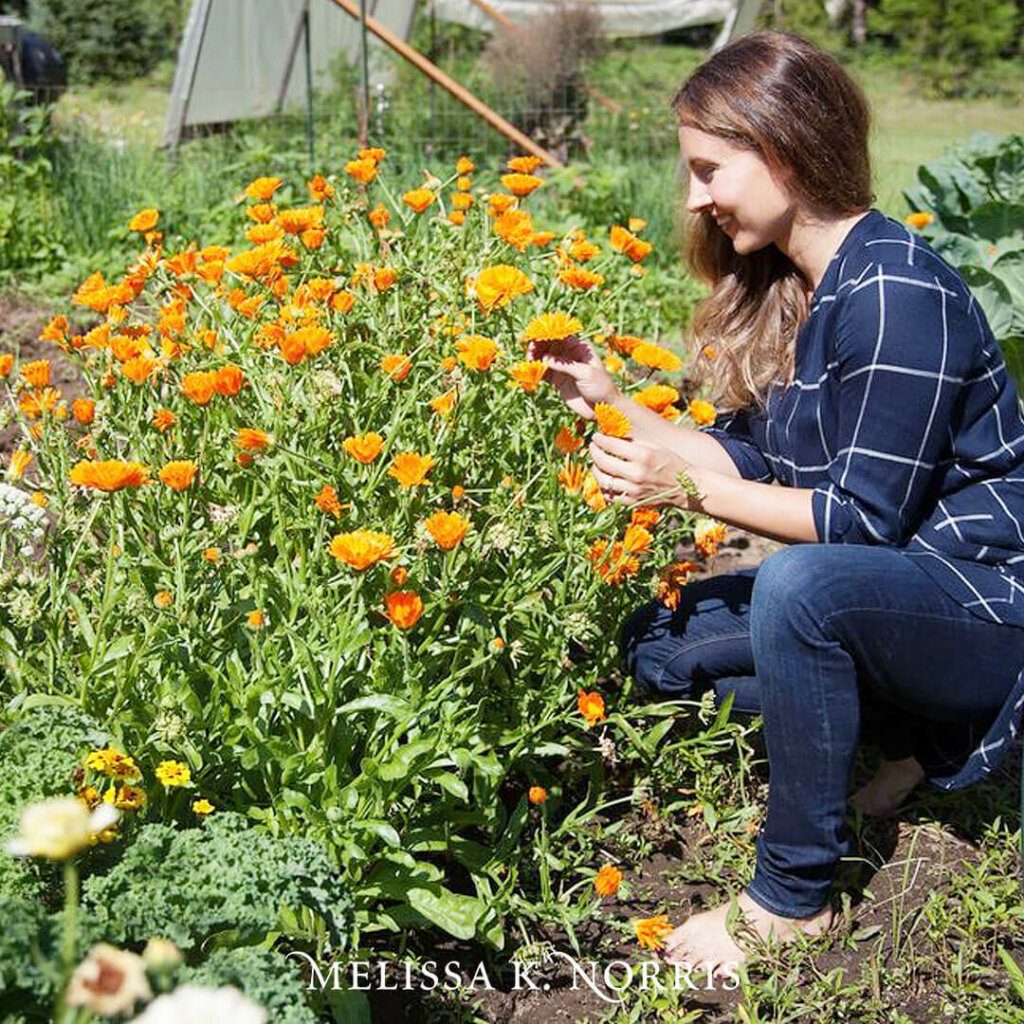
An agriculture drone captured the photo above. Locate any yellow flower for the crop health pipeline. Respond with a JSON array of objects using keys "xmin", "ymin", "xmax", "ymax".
[
  {"xmin": 388, "ymin": 452, "xmax": 435, "ymax": 488},
  {"xmin": 235, "ymin": 427, "xmax": 273, "ymax": 451},
  {"xmin": 594, "ymin": 864, "xmax": 624, "ymax": 897},
  {"xmin": 153, "ymin": 590, "xmax": 174, "ymax": 609},
  {"xmin": 70, "ymin": 460, "xmax": 151, "ymax": 493},
  {"xmin": 634, "ymin": 914, "xmax": 673, "ymax": 950},
  {"xmin": 423, "ymin": 510, "xmax": 471, "ymax": 550},
  {"xmin": 694, "ymin": 518, "xmax": 728, "ymax": 557},
  {"xmin": 429, "ymin": 390, "xmax": 458, "ymax": 418},
  {"xmin": 904, "ymin": 211, "xmax": 934, "ymax": 230},
  {"xmin": 128, "ymin": 208, "xmax": 159, "ymax": 232},
  {"xmin": 329, "ymin": 529, "xmax": 396, "ymax": 570},
  {"xmin": 192, "ymin": 798, "xmax": 215, "ymax": 816},
  {"xmin": 343, "ymin": 432, "xmax": 384, "ymax": 464},
  {"xmin": 507, "ymin": 155, "xmax": 543, "ymax": 173},
  {"xmin": 520, "ymin": 312, "xmax": 583, "ymax": 344},
  {"xmin": 345, "ymin": 157, "xmax": 378, "ymax": 184},
  {"xmin": 242, "ymin": 176, "xmax": 283, "ymax": 201},
  {"xmin": 7, "ymin": 449, "xmax": 33, "ymax": 480},
  {"xmin": 507, "ymin": 360, "xmax": 547, "ymax": 392},
  {"xmin": 594, "ymin": 402, "xmax": 631, "ymax": 439},
  {"xmin": 84, "ymin": 748, "xmax": 140, "ymax": 780},
  {"xmin": 558, "ymin": 265, "xmax": 604, "ymax": 290},
  {"xmin": 633, "ymin": 384, "xmax": 680, "ymax": 414},
  {"xmin": 402, "ymin": 188, "xmax": 435, "ymax": 213},
  {"xmin": 500, "ymin": 172, "xmax": 543, "ymax": 197},
  {"xmin": 154, "ymin": 760, "xmax": 191, "ymax": 788},
  {"xmin": 632, "ymin": 341, "xmax": 683, "ymax": 373},
  {"xmin": 472, "ymin": 264, "xmax": 534, "ymax": 312},
  {"xmin": 104, "ymin": 785, "xmax": 146, "ymax": 811},
  {"xmin": 456, "ymin": 335, "xmax": 500, "ymax": 371},
  {"xmin": 247, "ymin": 609, "xmax": 265, "ymax": 629},
  {"xmin": 528, "ymin": 785, "xmax": 548, "ymax": 805},
  {"xmin": 687, "ymin": 399, "xmax": 717, "ymax": 426},
  {"xmin": 158, "ymin": 460, "xmax": 198, "ymax": 492}
]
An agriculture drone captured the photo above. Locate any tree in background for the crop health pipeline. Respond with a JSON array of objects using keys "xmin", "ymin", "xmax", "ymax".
[{"xmin": 27, "ymin": 0, "xmax": 182, "ymax": 84}]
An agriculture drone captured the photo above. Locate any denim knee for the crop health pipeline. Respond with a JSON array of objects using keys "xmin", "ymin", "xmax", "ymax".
[{"xmin": 618, "ymin": 600, "xmax": 705, "ymax": 699}]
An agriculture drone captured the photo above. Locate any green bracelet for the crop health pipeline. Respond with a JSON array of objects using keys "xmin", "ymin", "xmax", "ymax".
[{"xmin": 675, "ymin": 469, "xmax": 705, "ymax": 506}]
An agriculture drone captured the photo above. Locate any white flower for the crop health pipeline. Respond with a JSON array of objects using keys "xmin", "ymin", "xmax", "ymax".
[
  {"xmin": 7, "ymin": 797, "xmax": 119, "ymax": 860},
  {"xmin": 130, "ymin": 985, "xmax": 267, "ymax": 1024},
  {"xmin": 141, "ymin": 937, "xmax": 183, "ymax": 970},
  {"xmin": 65, "ymin": 943, "xmax": 152, "ymax": 1016}
]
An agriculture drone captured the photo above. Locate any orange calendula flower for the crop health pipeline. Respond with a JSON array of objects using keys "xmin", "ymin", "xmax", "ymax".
[
  {"xmin": 594, "ymin": 402, "xmax": 631, "ymax": 439},
  {"xmin": 153, "ymin": 590, "xmax": 174, "ymax": 609},
  {"xmin": 558, "ymin": 265, "xmax": 604, "ymax": 290},
  {"xmin": 508, "ymin": 360, "xmax": 547, "ymax": 392},
  {"xmin": 390, "ymin": 566, "xmax": 409, "ymax": 586},
  {"xmin": 159, "ymin": 460, "xmax": 198, "ymax": 492},
  {"xmin": 456, "ymin": 335, "xmax": 500, "ymax": 372},
  {"xmin": 214, "ymin": 364, "xmax": 244, "ymax": 397},
  {"xmin": 588, "ymin": 538, "xmax": 638, "ymax": 584},
  {"xmin": 70, "ymin": 460, "xmax": 151, "ymax": 492},
  {"xmin": 180, "ymin": 370, "xmax": 218, "ymax": 406},
  {"xmin": 243, "ymin": 176, "xmax": 284, "ymax": 201},
  {"xmin": 440, "ymin": 355, "xmax": 458, "ymax": 373},
  {"xmin": 500, "ymin": 173, "xmax": 543, "ymax": 197},
  {"xmin": 247, "ymin": 610, "xmax": 265, "ymax": 629},
  {"xmin": 380, "ymin": 354, "xmax": 412, "ymax": 382},
  {"xmin": 331, "ymin": 290, "xmax": 356, "ymax": 313},
  {"xmin": 18, "ymin": 387, "xmax": 60, "ymax": 420},
  {"xmin": 655, "ymin": 560, "xmax": 698, "ymax": 611},
  {"xmin": 687, "ymin": 399, "xmax": 717, "ymax": 426},
  {"xmin": 308, "ymin": 173, "xmax": 334, "ymax": 201},
  {"xmin": 594, "ymin": 864, "xmax": 624, "ymax": 897},
  {"xmin": 635, "ymin": 915, "xmax": 673, "ymax": 951},
  {"xmin": 904, "ymin": 211, "xmax": 934, "ymax": 230},
  {"xmin": 402, "ymin": 188, "xmax": 435, "ymax": 213},
  {"xmin": 368, "ymin": 203, "xmax": 390, "ymax": 229},
  {"xmin": 246, "ymin": 202, "xmax": 277, "ymax": 224},
  {"xmin": 609, "ymin": 224, "xmax": 653, "ymax": 262},
  {"xmin": 38, "ymin": 315, "xmax": 69, "ymax": 343},
  {"xmin": 632, "ymin": 341, "xmax": 683, "ymax": 373},
  {"xmin": 622, "ymin": 523, "xmax": 653, "ymax": 555},
  {"xmin": 0, "ymin": 353, "xmax": 13, "ymax": 377},
  {"xmin": 7, "ymin": 449, "xmax": 32, "ymax": 479},
  {"xmin": 493, "ymin": 208, "xmax": 533, "ymax": 250},
  {"xmin": 633, "ymin": 384, "xmax": 679, "ymax": 414},
  {"xmin": 528, "ymin": 786, "xmax": 548, "ymax": 805},
  {"xmin": 507, "ymin": 155, "xmax": 543, "ymax": 173},
  {"xmin": 357, "ymin": 146, "xmax": 386, "ymax": 163},
  {"xmin": 345, "ymin": 158, "xmax": 378, "ymax": 184},
  {"xmin": 554, "ymin": 425, "xmax": 582, "ymax": 454},
  {"xmin": 605, "ymin": 355, "xmax": 625, "ymax": 374},
  {"xmin": 388, "ymin": 452, "xmax": 435, "ymax": 488},
  {"xmin": 385, "ymin": 590, "xmax": 424, "ymax": 630},
  {"xmin": 487, "ymin": 193, "xmax": 517, "ymax": 216},
  {"xmin": 451, "ymin": 192, "xmax": 473, "ymax": 211},
  {"xmin": 329, "ymin": 529, "xmax": 395, "ymax": 570},
  {"xmin": 577, "ymin": 689, "xmax": 606, "ymax": 726},
  {"xmin": 20, "ymin": 359, "xmax": 51, "ymax": 388},
  {"xmin": 343, "ymin": 432, "xmax": 384, "ymax": 464},
  {"xmin": 694, "ymin": 519, "xmax": 728, "ymax": 557},
  {"xmin": 120, "ymin": 355, "xmax": 160, "ymax": 385},
  {"xmin": 630, "ymin": 506, "xmax": 661, "ymax": 529},
  {"xmin": 455, "ymin": 155, "xmax": 476, "ymax": 174},
  {"xmin": 235, "ymin": 428, "xmax": 272, "ymax": 452},
  {"xmin": 473, "ymin": 264, "xmax": 534, "ymax": 312},
  {"xmin": 202, "ymin": 547, "xmax": 220, "ymax": 564},
  {"xmin": 429, "ymin": 390, "xmax": 458, "ymax": 418},
  {"xmin": 423, "ymin": 510, "xmax": 470, "ymax": 550},
  {"xmin": 152, "ymin": 408, "xmax": 177, "ymax": 433},
  {"xmin": 314, "ymin": 485, "xmax": 345, "ymax": 518},
  {"xmin": 521, "ymin": 312, "xmax": 583, "ymax": 345},
  {"xmin": 128, "ymin": 208, "xmax": 159, "ymax": 232},
  {"xmin": 71, "ymin": 398, "xmax": 95, "ymax": 425},
  {"xmin": 558, "ymin": 459, "xmax": 585, "ymax": 493},
  {"xmin": 276, "ymin": 205, "xmax": 324, "ymax": 236}
]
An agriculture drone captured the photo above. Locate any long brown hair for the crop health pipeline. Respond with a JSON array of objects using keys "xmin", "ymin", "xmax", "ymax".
[{"xmin": 672, "ymin": 31, "xmax": 873, "ymax": 413}]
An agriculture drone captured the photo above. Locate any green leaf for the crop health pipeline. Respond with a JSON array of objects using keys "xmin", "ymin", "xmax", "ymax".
[
  {"xmin": 968, "ymin": 202, "xmax": 1024, "ymax": 244},
  {"xmin": 406, "ymin": 885, "xmax": 485, "ymax": 941},
  {"xmin": 999, "ymin": 946, "xmax": 1024, "ymax": 1003},
  {"xmin": 962, "ymin": 266, "xmax": 1017, "ymax": 338}
]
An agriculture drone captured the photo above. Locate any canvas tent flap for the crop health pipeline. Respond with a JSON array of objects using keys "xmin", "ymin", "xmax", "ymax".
[
  {"xmin": 433, "ymin": 0, "xmax": 760, "ymax": 41},
  {"xmin": 164, "ymin": 0, "xmax": 417, "ymax": 145}
]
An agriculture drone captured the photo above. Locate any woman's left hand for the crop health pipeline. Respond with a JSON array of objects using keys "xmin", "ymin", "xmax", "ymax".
[{"xmin": 589, "ymin": 432, "xmax": 705, "ymax": 507}]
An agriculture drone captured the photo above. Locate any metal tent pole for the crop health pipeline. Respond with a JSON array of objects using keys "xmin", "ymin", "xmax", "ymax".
[
  {"xmin": 359, "ymin": 0, "xmax": 370, "ymax": 144},
  {"xmin": 304, "ymin": 3, "xmax": 315, "ymax": 170}
]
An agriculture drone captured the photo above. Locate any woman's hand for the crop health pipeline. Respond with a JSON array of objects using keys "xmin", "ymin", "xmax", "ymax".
[
  {"xmin": 589, "ymin": 431, "xmax": 706, "ymax": 508},
  {"xmin": 528, "ymin": 337, "xmax": 620, "ymax": 421}
]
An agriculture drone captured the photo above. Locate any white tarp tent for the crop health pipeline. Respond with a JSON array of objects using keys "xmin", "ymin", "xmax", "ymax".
[
  {"xmin": 163, "ymin": 0, "xmax": 418, "ymax": 147},
  {"xmin": 433, "ymin": 0, "xmax": 763, "ymax": 47}
]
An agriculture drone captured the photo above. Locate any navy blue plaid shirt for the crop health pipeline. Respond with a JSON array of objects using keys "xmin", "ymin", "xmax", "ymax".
[{"xmin": 701, "ymin": 209, "xmax": 1024, "ymax": 789}]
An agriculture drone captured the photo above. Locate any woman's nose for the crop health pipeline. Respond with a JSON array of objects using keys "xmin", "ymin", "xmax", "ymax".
[{"xmin": 685, "ymin": 177, "xmax": 712, "ymax": 214}]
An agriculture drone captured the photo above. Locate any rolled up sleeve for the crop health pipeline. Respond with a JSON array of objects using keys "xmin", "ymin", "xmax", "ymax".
[
  {"xmin": 701, "ymin": 409, "xmax": 774, "ymax": 483},
  {"xmin": 813, "ymin": 264, "xmax": 972, "ymax": 545}
]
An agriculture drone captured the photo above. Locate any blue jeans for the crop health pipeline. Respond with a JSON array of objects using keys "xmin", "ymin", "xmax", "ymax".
[{"xmin": 619, "ymin": 544, "xmax": 1024, "ymax": 918}]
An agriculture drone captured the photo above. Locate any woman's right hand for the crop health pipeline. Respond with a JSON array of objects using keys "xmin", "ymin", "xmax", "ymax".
[{"xmin": 527, "ymin": 337, "xmax": 620, "ymax": 420}]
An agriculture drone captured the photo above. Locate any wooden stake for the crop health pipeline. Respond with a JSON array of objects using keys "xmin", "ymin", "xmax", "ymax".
[{"xmin": 325, "ymin": 0, "xmax": 563, "ymax": 168}]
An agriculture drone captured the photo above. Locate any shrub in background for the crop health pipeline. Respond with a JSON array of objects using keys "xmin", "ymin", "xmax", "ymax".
[{"xmin": 28, "ymin": 0, "xmax": 180, "ymax": 84}]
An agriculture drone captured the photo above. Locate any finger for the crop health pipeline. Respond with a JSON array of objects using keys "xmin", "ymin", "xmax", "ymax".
[
  {"xmin": 589, "ymin": 465, "xmax": 625, "ymax": 494},
  {"xmin": 589, "ymin": 441, "xmax": 642, "ymax": 482},
  {"xmin": 590, "ymin": 432, "xmax": 642, "ymax": 458}
]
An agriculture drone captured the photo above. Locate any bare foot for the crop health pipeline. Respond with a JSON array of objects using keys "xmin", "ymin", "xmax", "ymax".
[
  {"xmin": 850, "ymin": 756, "xmax": 925, "ymax": 817},
  {"xmin": 662, "ymin": 891, "xmax": 833, "ymax": 976}
]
